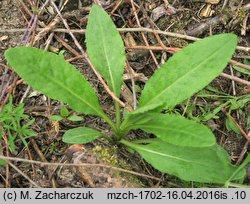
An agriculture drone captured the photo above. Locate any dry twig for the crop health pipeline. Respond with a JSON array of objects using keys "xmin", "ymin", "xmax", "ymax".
[
  {"xmin": 0, "ymin": 155, "xmax": 162, "ymax": 182},
  {"xmin": 130, "ymin": 0, "xmax": 159, "ymax": 68},
  {"xmin": 1, "ymin": 27, "xmax": 250, "ymax": 52},
  {"xmin": 8, "ymin": 163, "xmax": 40, "ymax": 187},
  {"xmin": 223, "ymin": 111, "xmax": 250, "ymax": 143}
]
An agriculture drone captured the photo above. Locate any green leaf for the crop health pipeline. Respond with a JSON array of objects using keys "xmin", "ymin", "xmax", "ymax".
[
  {"xmin": 121, "ymin": 139, "xmax": 245, "ymax": 184},
  {"xmin": 62, "ymin": 127, "xmax": 103, "ymax": 144},
  {"xmin": 225, "ymin": 116, "xmax": 241, "ymax": 134},
  {"xmin": 244, "ymin": 59, "xmax": 250, "ymax": 65},
  {"xmin": 233, "ymin": 66, "xmax": 250, "ymax": 76},
  {"xmin": 67, "ymin": 115, "xmax": 84, "ymax": 122},
  {"xmin": 5, "ymin": 95, "xmax": 13, "ymax": 113},
  {"xmin": 22, "ymin": 119, "xmax": 35, "ymax": 129},
  {"xmin": 229, "ymin": 96, "xmax": 250, "ymax": 111},
  {"xmin": 135, "ymin": 84, "xmax": 142, "ymax": 93},
  {"xmin": 0, "ymin": 160, "xmax": 6, "ymax": 166},
  {"xmin": 201, "ymin": 101, "xmax": 230, "ymax": 121},
  {"xmin": 205, "ymin": 85, "xmax": 230, "ymax": 96},
  {"xmin": 60, "ymin": 106, "xmax": 69, "ymax": 118},
  {"xmin": 247, "ymin": 115, "xmax": 250, "ymax": 127},
  {"xmin": 121, "ymin": 104, "xmax": 167, "ymax": 130},
  {"xmin": 0, "ymin": 129, "xmax": 2, "ymax": 140},
  {"xmin": 124, "ymin": 113, "xmax": 216, "ymax": 147},
  {"xmin": 50, "ymin": 115, "xmax": 64, "ymax": 121},
  {"xmin": 19, "ymin": 135, "xmax": 28, "ymax": 147},
  {"xmin": 8, "ymin": 132, "xmax": 16, "ymax": 153},
  {"xmin": 13, "ymin": 103, "xmax": 25, "ymax": 117},
  {"xmin": 86, "ymin": 5, "xmax": 125, "ymax": 97},
  {"xmin": 134, "ymin": 34, "xmax": 237, "ymax": 114},
  {"xmin": 22, "ymin": 129, "xmax": 37, "ymax": 137},
  {"xmin": 5, "ymin": 47, "xmax": 105, "ymax": 117},
  {"xmin": 227, "ymin": 154, "xmax": 250, "ymax": 183}
]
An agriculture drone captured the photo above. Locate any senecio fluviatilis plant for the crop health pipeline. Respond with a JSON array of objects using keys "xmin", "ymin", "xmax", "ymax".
[{"xmin": 5, "ymin": 5, "xmax": 247, "ymax": 185}]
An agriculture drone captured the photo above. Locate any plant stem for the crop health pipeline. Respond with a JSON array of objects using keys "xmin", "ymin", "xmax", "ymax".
[
  {"xmin": 225, "ymin": 182, "xmax": 250, "ymax": 188},
  {"xmin": 224, "ymin": 154, "xmax": 250, "ymax": 187},
  {"xmin": 120, "ymin": 139, "xmax": 134, "ymax": 147},
  {"xmin": 115, "ymin": 102, "xmax": 121, "ymax": 127},
  {"xmin": 100, "ymin": 113, "xmax": 116, "ymax": 133},
  {"xmin": 114, "ymin": 101, "xmax": 121, "ymax": 140},
  {"xmin": 101, "ymin": 134, "xmax": 113, "ymax": 143}
]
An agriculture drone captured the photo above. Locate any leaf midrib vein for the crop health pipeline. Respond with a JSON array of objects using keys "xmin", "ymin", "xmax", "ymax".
[
  {"xmin": 136, "ymin": 144, "xmax": 219, "ymax": 168},
  {"xmin": 71, "ymin": 132, "xmax": 102, "ymax": 138},
  {"xmin": 96, "ymin": 14, "xmax": 117, "ymax": 95}
]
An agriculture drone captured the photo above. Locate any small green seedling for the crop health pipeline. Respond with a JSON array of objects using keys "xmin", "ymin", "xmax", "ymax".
[
  {"xmin": 196, "ymin": 87, "xmax": 250, "ymax": 134},
  {"xmin": 194, "ymin": 88, "xmax": 249, "ymax": 134},
  {"xmin": 4, "ymin": 5, "xmax": 248, "ymax": 184},
  {"xmin": 0, "ymin": 96, "xmax": 36, "ymax": 152},
  {"xmin": 50, "ymin": 105, "xmax": 84, "ymax": 122},
  {"xmin": 226, "ymin": 94, "xmax": 250, "ymax": 134},
  {"xmin": 233, "ymin": 59, "xmax": 250, "ymax": 76}
]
